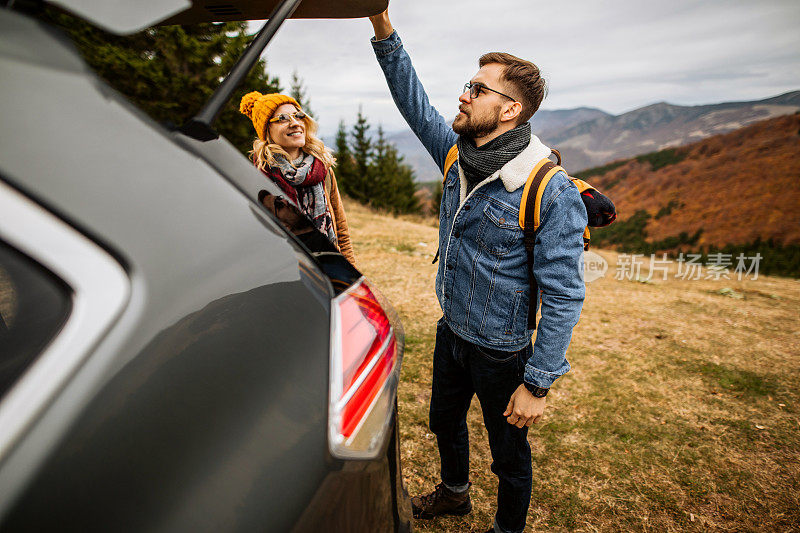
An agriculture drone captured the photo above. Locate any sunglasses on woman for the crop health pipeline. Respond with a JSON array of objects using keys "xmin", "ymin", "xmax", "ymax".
[{"xmin": 269, "ymin": 111, "xmax": 308, "ymax": 124}]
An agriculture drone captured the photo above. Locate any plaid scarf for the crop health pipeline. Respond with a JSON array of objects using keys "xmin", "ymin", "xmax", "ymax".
[
  {"xmin": 267, "ymin": 153, "xmax": 336, "ymax": 244},
  {"xmin": 457, "ymin": 122, "xmax": 532, "ymax": 193}
]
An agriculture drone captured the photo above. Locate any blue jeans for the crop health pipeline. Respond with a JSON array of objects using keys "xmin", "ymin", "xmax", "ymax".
[{"xmin": 430, "ymin": 318, "xmax": 532, "ymax": 533}]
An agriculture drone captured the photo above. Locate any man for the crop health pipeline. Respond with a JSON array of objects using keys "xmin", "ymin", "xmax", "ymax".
[{"xmin": 369, "ymin": 10, "xmax": 586, "ymax": 533}]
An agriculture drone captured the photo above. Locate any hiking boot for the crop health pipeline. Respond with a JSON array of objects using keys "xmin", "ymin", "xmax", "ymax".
[{"xmin": 411, "ymin": 482, "xmax": 472, "ymax": 519}]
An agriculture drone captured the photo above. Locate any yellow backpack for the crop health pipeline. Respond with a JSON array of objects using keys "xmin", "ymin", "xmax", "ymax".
[{"xmin": 441, "ymin": 145, "xmax": 616, "ymax": 328}]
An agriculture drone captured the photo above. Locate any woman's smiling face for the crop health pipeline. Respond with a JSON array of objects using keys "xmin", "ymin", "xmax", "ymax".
[{"xmin": 267, "ymin": 103, "xmax": 306, "ymax": 156}]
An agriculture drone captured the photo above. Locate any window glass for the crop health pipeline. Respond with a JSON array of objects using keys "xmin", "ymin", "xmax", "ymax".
[{"xmin": 0, "ymin": 240, "xmax": 71, "ymax": 400}]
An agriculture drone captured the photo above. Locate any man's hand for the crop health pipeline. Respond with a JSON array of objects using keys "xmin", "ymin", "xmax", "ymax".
[
  {"xmin": 369, "ymin": 9, "xmax": 393, "ymax": 40},
  {"xmin": 504, "ymin": 384, "xmax": 546, "ymax": 428}
]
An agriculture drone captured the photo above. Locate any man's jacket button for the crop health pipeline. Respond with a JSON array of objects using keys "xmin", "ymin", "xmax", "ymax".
[
  {"xmin": 447, "ymin": 264, "xmax": 454, "ymax": 270},
  {"xmin": 499, "ymin": 217, "xmax": 506, "ymax": 225},
  {"xmin": 453, "ymin": 231, "xmax": 460, "ymax": 238},
  {"xmin": 463, "ymin": 205, "xmax": 470, "ymax": 210}
]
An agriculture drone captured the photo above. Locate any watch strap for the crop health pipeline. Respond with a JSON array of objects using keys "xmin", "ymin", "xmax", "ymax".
[{"xmin": 524, "ymin": 382, "xmax": 549, "ymax": 398}]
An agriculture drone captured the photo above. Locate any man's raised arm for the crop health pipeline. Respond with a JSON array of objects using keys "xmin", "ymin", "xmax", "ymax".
[{"xmin": 368, "ymin": 10, "xmax": 457, "ymax": 171}]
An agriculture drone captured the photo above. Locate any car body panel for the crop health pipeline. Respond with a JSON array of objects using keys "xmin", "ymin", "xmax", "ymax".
[{"xmin": 0, "ymin": 180, "xmax": 130, "ymax": 495}]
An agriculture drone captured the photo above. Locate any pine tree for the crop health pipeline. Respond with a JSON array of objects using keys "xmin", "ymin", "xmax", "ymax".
[
  {"xmin": 349, "ymin": 107, "xmax": 374, "ymax": 204},
  {"xmin": 289, "ymin": 69, "xmax": 314, "ymax": 119},
  {"xmin": 386, "ymin": 148, "xmax": 420, "ymax": 214},
  {"xmin": 370, "ymin": 126, "xmax": 419, "ymax": 214},
  {"xmin": 333, "ymin": 120, "xmax": 356, "ymax": 196},
  {"xmin": 42, "ymin": 10, "xmax": 280, "ymax": 154},
  {"xmin": 335, "ymin": 110, "xmax": 419, "ymax": 213},
  {"xmin": 371, "ymin": 125, "xmax": 393, "ymax": 205}
]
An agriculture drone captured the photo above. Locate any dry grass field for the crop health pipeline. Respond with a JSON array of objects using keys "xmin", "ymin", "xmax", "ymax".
[{"xmin": 345, "ymin": 200, "xmax": 800, "ymax": 532}]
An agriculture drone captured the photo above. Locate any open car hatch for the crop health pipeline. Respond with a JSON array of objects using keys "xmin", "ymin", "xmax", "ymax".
[{"xmin": 49, "ymin": 0, "xmax": 388, "ymax": 34}]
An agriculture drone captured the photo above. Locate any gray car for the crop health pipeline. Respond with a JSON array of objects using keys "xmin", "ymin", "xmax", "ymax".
[{"xmin": 0, "ymin": 0, "xmax": 412, "ymax": 531}]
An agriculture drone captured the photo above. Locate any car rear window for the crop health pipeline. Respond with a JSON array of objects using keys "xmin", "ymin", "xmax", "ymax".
[{"xmin": 0, "ymin": 240, "xmax": 71, "ymax": 400}]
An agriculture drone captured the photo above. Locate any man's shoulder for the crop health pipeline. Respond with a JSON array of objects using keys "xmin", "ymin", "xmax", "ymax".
[{"xmin": 538, "ymin": 170, "xmax": 586, "ymax": 221}]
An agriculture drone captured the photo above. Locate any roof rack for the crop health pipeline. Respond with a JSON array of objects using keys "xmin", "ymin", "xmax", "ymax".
[{"xmin": 180, "ymin": 0, "xmax": 302, "ymax": 141}]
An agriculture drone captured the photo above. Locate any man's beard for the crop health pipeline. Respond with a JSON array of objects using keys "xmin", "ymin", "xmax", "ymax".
[{"xmin": 452, "ymin": 105, "xmax": 501, "ymax": 139}]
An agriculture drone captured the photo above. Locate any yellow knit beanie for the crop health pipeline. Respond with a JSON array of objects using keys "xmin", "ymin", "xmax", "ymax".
[{"xmin": 239, "ymin": 91, "xmax": 301, "ymax": 141}]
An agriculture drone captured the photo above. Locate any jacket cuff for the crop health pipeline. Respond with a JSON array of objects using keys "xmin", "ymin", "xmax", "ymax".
[
  {"xmin": 524, "ymin": 364, "xmax": 568, "ymax": 389},
  {"xmin": 370, "ymin": 30, "xmax": 402, "ymax": 57}
]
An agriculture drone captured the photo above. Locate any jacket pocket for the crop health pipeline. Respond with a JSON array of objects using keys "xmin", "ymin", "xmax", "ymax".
[
  {"xmin": 504, "ymin": 289, "xmax": 524, "ymax": 334},
  {"xmin": 477, "ymin": 203, "xmax": 520, "ymax": 256}
]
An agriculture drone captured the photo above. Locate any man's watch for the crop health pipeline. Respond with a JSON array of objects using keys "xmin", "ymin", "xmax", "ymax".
[{"xmin": 523, "ymin": 382, "xmax": 549, "ymax": 398}]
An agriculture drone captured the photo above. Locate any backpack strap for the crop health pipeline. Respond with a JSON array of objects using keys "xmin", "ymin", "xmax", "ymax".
[
  {"xmin": 568, "ymin": 178, "xmax": 593, "ymax": 250},
  {"xmin": 443, "ymin": 145, "xmax": 459, "ymax": 182},
  {"xmin": 432, "ymin": 145, "xmax": 460, "ymax": 264},
  {"xmin": 519, "ymin": 159, "xmax": 564, "ymax": 231},
  {"xmin": 520, "ymin": 158, "xmax": 564, "ymax": 329},
  {"xmin": 569, "ymin": 177, "xmax": 593, "ymax": 195}
]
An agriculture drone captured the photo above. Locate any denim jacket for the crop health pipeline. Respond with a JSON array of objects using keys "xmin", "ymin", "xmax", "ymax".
[{"xmin": 372, "ymin": 31, "xmax": 587, "ymax": 388}]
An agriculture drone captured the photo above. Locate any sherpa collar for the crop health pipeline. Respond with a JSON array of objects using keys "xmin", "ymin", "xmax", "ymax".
[{"xmin": 458, "ymin": 134, "xmax": 552, "ymax": 205}]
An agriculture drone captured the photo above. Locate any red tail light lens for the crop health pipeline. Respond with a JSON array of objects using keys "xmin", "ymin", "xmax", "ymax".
[{"xmin": 329, "ymin": 278, "xmax": 399, "ymax": 458}]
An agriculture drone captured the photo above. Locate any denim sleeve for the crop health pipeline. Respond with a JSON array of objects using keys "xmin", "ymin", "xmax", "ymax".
[
  {"xmin": 371, "ymin": 31, "xmax": 458, "ymax": 172},
  {"xmin": 525, "ymin": 177, "xmax": 587, "ymax": 389}
]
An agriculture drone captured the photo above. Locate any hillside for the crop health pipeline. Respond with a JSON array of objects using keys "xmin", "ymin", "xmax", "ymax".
[
  {"xmin": 583, "ymin": 113, "xmax": 800, "ymax": 273},
  {"xmin": 529, "ymin": 106, "xmax": 611, "ymax": 137}
]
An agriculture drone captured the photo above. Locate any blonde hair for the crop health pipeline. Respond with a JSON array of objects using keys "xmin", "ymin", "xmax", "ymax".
[{"xmin": 250, "ymin": 106, "xmax": 336, "ymax": 173}]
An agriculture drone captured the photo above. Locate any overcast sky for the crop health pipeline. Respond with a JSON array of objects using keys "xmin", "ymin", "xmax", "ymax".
[{"xmin": 256, "ymin": 0, "xmax": 800, "ymax": 138}]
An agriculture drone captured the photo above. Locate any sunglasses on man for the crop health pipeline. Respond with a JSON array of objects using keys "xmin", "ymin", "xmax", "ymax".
[
  {"xmin": 269, "ymin": 111, "xmax": 308, "ymax": 124},
  {"xmin": 463, "ymin": 82, "xmax": 517, "ymax": 102}
]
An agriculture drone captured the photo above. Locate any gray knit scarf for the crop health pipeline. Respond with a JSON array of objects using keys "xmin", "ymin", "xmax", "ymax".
[
  {"xmin": 274, "ymin": 152, "xmax": 336, "ymax": 244},
  {"xmin": 457, "ymin": 122, "xmax": 532, "ymax": 193}
]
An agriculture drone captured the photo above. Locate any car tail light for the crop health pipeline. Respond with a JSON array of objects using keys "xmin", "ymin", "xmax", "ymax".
[{"xmin": 329, "ymin": 278, "xmax": 399, "ymax": 458}]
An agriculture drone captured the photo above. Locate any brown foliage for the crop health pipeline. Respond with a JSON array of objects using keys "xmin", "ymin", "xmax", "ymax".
[{"xmin": 591, "ymin": 114, "xmax": 800, "ymax": 247}]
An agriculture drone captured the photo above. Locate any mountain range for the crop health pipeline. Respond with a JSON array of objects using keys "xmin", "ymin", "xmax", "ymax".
[{"xmin": 386, "ymin": 90, "xmax": 800, "ymax": 182}]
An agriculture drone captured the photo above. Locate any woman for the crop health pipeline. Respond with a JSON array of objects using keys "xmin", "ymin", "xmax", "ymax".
[{"xmin": 240, "ymin": 91, "xmax": 355, "ymax": 264}]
